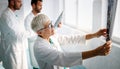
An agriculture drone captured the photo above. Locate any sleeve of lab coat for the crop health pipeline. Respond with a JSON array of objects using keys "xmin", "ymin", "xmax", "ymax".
[
  {"xmin": 24, "ymin": 16, "xmax": 31, "ymax": 32},
  {"xmin": 24, "ymin": 16, "xmax": 36, "ymax": 38},
  {"xmin": 56, "ymin": 34, "xmax": 86, "ymax": 45},
  {"xmin": 34, "ymin": 42, "xmax": 83, "ymax": 67},
  {"xmin": 24, "ymin": 17, "xmax": 31, "ymax": 35},
  {"xmin": 0, "ymin": 15, "xmax": 11, "ymax": 61}
]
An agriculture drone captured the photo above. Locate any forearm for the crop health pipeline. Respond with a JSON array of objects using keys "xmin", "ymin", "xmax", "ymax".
[
  {"xmin": 85, "ymin": 33, "xmax": 97, "ymax": 40},
  {"xmin": 82, "ymin": 49, "xmax": 97, "ymax": 60},
  {"xmin": 82, "ymin": 40, "xmax": 111, "ymax": 60},
  {"xmin": 86, "ymin": 29, "xmax": 107, "ymax": 40}
]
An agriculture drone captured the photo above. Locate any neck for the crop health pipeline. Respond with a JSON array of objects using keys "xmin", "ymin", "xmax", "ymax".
[
  {"xmin": 43, "ymin": 37, "xmax": 50, "ymax": 43},
  {"xmin": 8, "ymin": 6, "xmax": 15, "ymax": 12},
  {"xmin": 44, "ymin": 37, "xmax": 50, "ymax": 41},
  {"xmin": 32, "ymin": 10, "xmax": 38, "ymax": 16},
  {"xmin": 38, "ymin": 35, "xmax": 50, "ymax": 42}
]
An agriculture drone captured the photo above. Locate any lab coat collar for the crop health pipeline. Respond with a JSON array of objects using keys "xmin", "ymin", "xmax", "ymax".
[
  {"xmin": 7, "ymin": 8, "xmax": 16, "ymax": 17},
  {"xmin": 37, "ymin": 36, "xmax": 51, "ymax": 44}
]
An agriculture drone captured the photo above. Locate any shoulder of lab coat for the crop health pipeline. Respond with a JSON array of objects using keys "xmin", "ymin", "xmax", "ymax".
[
  {"xmin": 0, "ymin": 8, "xmax": 16, "ymax": 36},
  {"xmin": 0, "ymin": 8, "xmax": 28, "ymax": 40},
  {"xmin": 24, "ymin": 12, "xmax": 36, "ymax": 38},
  {"xmin": 53, "ymin": 34, "xmax": 86, "ymax": 45},
  {"xmin": 34, "ymin": 36, "xmax": 83, "ymax": 67},
  {"xmin": 24, "ymin": 12, "xmax": 34, "ymax": 31}
]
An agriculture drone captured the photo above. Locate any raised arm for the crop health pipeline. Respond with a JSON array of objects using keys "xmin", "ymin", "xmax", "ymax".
[{"xmin": 86, "ymin": 29, "xmax": 107, "ymax": 40}]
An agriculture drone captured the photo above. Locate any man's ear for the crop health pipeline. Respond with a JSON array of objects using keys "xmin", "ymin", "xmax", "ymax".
[
  {"xmin": 32, "ymin": 4, "xmax": 35, "ymax": 9},
  {"xmin": 10, "ymin": 0, "xmax": 14, "ymax": 6}
]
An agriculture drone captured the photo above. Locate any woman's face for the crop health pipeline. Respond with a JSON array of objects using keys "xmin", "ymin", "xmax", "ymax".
[{"xmin": 40, "ymin": 20, "xmax": 55, "ymax": 38}]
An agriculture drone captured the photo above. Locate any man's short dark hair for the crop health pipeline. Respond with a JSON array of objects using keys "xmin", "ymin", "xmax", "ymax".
[
  {"xmin": 31, "ymin": 0, "xmax": 43, "ymax": 5},
  {"xmin": 8, "ymin": 0, "xmax": 10, "ymax": 3}
]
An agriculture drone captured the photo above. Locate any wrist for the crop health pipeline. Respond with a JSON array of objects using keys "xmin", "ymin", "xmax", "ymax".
[
  {"xmin": 92, "ymin": 49, "xmax": 98, "ymax": 56},
  {"xmin": 94, "ymin": 32, "xmax": 99, "ymax": 38}
]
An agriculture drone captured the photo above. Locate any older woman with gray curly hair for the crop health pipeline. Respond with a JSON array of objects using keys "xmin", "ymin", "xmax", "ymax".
[{"xmin": 31, "ymin": 14, "xmax": 111, "ymax": 69}]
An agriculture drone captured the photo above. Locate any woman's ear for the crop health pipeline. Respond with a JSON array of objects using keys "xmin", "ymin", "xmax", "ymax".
[{"xmin": 37, "ymin": 30, "xmax": 42, "ymax": 35}]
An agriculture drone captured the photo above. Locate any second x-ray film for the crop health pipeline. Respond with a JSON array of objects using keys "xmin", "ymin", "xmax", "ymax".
[{"xmin": 54, "ymin": 11, "xmax": 63, "ymax": 29}]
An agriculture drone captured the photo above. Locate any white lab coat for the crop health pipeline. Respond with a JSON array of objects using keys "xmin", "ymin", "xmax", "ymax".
[
  {"xmin": 0, "ymin": 27, "xmax": 3, "ymax": 62},
  {"xmin": 34, "ymin": 34, "xmax": 86, "ymax": 69},
  {"xmin": 0, "ymin": 8, "xmax": 28, "ymax": 69},
  {"xmin": 24, "ymin": 12, "xmax": 39, "ymax": 68},
  {"xmin": 24, "ymin": 12, "xmax": 37, "ymax": 38}
]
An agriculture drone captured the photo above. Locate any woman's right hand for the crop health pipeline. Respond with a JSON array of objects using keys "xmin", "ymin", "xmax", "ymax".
[{"xmin": 94, "ymin": 41, "xmax": 111, "ymax": 56}]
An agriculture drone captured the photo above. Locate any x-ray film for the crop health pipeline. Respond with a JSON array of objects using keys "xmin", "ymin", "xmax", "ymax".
[{"xmin": 106, "ymin": 0, "xmax": 118, "ymax": 41}]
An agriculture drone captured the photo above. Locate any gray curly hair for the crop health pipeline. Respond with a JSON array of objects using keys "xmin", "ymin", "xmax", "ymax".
[{"xmin": 31, "ymin": 14, "xmax": 50, "ymax": 32}]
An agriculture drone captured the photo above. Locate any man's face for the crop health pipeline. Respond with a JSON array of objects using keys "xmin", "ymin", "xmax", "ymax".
[
  {"xmin": 14, "ymin": 0, "xmax": 22, "ymax": 10},
  {"xmin": 34, "ymin": 1, "xmax": 42, "ymax": 13}
]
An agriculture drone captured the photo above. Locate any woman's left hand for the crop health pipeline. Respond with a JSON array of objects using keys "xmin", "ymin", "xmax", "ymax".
[{"xmin": 95, "ymin": 28, "xmax": 107, "ymax": 38}]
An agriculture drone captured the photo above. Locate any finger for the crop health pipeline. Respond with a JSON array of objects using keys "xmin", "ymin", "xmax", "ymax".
[
  {"xmin": 105, "ymin": 49, "xmax": 111, "ymax": 54},
  {"xmin": 106, "ymin": 49, "xmax": 111, "ymax": 53},
  {"xmin": 104, "ymin": 46, "xmax": 111, "ymax": 52},
  {"xmin": 106, "ymin": 40, "xmax": 111, "ymax": 42},
  {"xmin": 100, "ymin": 29, "xmax": 107, "ymax": 34},
  {"xmin": 101, "ymin": 28, "xmax": 107, "ymax": 32},
  {"xmin": 106, "ymin": 46, "xmax": 111, "ymax": 49},
  {"xmin": 104, "ymin": 41, "xmax": 112, "ymax": 46},
  {"xmin": 104, "ymin": 46, "xmax": 111, "ymax": 51},
  {"xmin": 103, "ymin": 35, "xmax": 107, "ymax": 37},
  {"xmin": 103, "ymin": 47, "xmax": 111, "ymax": 55},
  {"xmin": 103, "ymin": 49, "xmax": 110, "ymax": 55},
  {"xmin": 104, "ymin": 52, "xmax": 110, "ymax": 55}
]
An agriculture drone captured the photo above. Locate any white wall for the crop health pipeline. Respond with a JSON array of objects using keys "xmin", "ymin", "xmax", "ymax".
[
  {"xmin": 22, "ymin": 0, "xmax": 32, "ymax": 19},
  {"xmin": 42, "ymin": 0, "xmax": 63, "ymax": 23},
  {"xmin": 0, "ymin": 0, "xmax": 8, "ymax": 16}
]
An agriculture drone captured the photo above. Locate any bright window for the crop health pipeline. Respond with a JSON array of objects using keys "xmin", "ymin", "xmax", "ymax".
[
  {"xmin": 112, "ymin": 0, "xmax": 120, "ymax": 38},
  {"xmin": 64, "ymin": 0, "xmax": 93, "ymax": 32},
  {"xmin": 78, "ymin": 0, "xmax": 93, "ymax": 32},
  {"xmin": 64, "ymin": 0, "xmax": 77, "ymax": 26}
]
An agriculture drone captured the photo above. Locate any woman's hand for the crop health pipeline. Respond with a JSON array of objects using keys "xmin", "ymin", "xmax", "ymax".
[
  {"xmin": 82, "ymin": 41, "xmax": 111, "ymax": 60},
  {"xmin": 95, "ymin": 28, "xmax": 107, "ymax": 38},
  {"xmin": 86, "ymin": 28, "xmax": 107, "ymax": 40},
  {"xmin": 94, "ymin": 41, "xmax": 111, "ymax": 56}
]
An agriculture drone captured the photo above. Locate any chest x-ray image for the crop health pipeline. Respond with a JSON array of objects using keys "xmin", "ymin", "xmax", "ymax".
[{"xmin": 106, "ymin": 0, "xmax": 118, "ymax": 41}]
